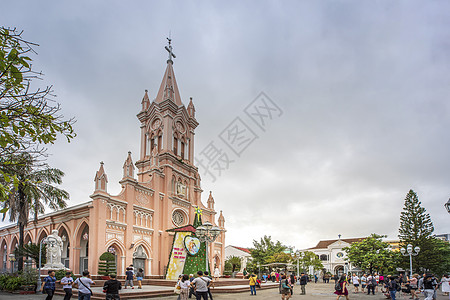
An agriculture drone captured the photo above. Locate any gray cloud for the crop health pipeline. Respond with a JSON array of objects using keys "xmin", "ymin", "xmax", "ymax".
[{"xmin": 1, "ymin": 0, "xmax": 449, "ymax": 250}]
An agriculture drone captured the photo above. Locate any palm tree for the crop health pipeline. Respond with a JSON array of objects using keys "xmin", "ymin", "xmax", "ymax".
[{"xmin": 1, "ymin": 153, "xmax": 69, "ymax": 271}]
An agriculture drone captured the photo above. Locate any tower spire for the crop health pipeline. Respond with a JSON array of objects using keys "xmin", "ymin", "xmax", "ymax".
[{"xmin": 155, "ymin": 38, "xmax": 182, "ymax": 106}]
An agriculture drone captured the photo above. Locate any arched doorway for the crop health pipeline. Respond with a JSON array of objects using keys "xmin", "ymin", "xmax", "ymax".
[
  {"xmin": 214, "ymin": 255, "xmax": 221, "ymax": 273},
  {"xmin": 132, "ymin": 245, "xmax": 147, "ymax": 272},
  {"xmin": 58, "ymin": 227, "xmax": 70, "ymax": 268},
  {"xmin": 10, "ymin": 236, "xmax": 18, "ymax": 272},
  {"xmin": 24, "ymin": 234, "xmax": 33, "ymax": 268},
  {"xmin": 0, "ymin": 239, "xmax": 7, "ymax": 272},
  {"xmin": 79, "ymin": 225, "xmax": 89, "ymax": 273}
]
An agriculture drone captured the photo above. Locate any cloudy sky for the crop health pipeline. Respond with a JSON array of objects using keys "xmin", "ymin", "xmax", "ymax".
[{"xmin": 2, "ymin": 1, "xmax": 449, "ymax": 250}]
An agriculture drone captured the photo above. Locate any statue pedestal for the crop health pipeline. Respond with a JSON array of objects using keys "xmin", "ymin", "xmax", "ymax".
[
  {"xmin": 236, "ymin": 272, "xmax": 244, "ymax": 279},
  {"xmin": 41, "ymin": 263, "xmax": 67, "ymax": 270}
]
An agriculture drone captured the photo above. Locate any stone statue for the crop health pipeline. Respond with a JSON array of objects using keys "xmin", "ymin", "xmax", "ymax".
[{"xmin": 43, "ymin": 230, "xmax": 65, "ymax": 269}]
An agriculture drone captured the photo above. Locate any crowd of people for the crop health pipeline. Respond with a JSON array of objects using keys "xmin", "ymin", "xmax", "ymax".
[{"xmin": 333, "ymin": 272, "xmax": 450, "ymax": 300}]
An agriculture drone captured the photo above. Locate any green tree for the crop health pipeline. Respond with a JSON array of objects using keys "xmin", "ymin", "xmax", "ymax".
[
  {"xmin": 225, "ymin": 256, "xmax": 241, "ymax": 273},
  {"xmin": 298, "ymin": 251, "xmax": 324, "ymax": 272},
  {"xmin": 1, "ymin": 153, "xmax": 69, "ymax": 271},
  {"xmin": 0, "ymin": 27, "xmax": 75, "ymax": 202},
  {"xmin": 266, "ymin": 252, "xmax": 291, "ymax": 264},
  {"xmin": 250, "ymin": 235, "xmax": 287, "ymax": 265},
  {"xmin": 398, "ymin": 189, "xmax": 443, "ymax": 273},
  {"xmin": 343, "ymin": 234, "xmax": 394, "ymax": 274},
  {"xmin": 14, "ymin": 242, "xmax": 46, "ymax": 266}
]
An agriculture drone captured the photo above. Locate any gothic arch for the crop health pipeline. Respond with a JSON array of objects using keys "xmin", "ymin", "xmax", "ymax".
[
  {"xmin": 73, "ymin": 218, "xmax": 89, "ymax": 243},
  {"xmin": 57, "ymin": 223, "xmax": 71, "ymax": 239},
  {"xmin": 10, "ymin": 235, "xmax": 18, "ymax": 253},
  {"xmin": 133, "ymin": 240, "xmax": 153, "ymax": 258},
  {"xmin": 24, "ymin": 232, "xmax": 33, "ymax": 245},
  {"xmin": 104, "ymin": 240, "xmax": 125, "ymax": 257},
  {"xmin": 37, "ymin": 227, "xmax": 50, "ymax": 243}
]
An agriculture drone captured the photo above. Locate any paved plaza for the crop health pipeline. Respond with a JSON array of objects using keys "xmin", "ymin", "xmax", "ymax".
[{"xmin": 1, "ymin": 282, "xmax": 449, "ymax": 300}]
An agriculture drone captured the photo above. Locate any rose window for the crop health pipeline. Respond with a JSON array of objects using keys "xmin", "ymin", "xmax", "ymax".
[{"xmin": 172, "ymin": 210, "xmax": 185, "ymax": 227}]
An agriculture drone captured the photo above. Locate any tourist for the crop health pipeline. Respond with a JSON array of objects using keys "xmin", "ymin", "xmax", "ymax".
[
  {"xmin": 419, "ymin": 273, "xmax": 438, "ymax": 300},
  {"xmin": 136, "ymin": 268, "xmax": 144, "ymax": 289},
  {"xmin": 40, "ymin": 270, "xmax": 58, "ymax": 300},
  {"xmin": 367, "ymin": 274, "xmax": 376, "ymax": 295},
  {"xmin": 388, "ymin": 276, "xmax": 400, "ymax": 300},
  {"xmin": 271, "ymin": 271, "xmax": 276, "ymax": 282},
  {"xmin": 263, "ymin": 273, "xmax": 268, "ymax": 283},
  {"xmin": 334, "ymin": 275, "xmax": 349, "ymax": 300},
  {"xmin": 179, "ymin": 274, "xmax": 191, "ymax": 300},
  {"xmin": 352, "ymin": 273, "xmax": 360, "ymax": 293},
  {"xmin": 103, "ymin": 274, "xmax": 121, "ymax": 300},
  {"xmin": 440, "ymin": 274, "xmax": 450, "ymax": 296},
  {"xmin": 249, "ymin": 273, "xmax": 258, "ymax": 295},
  {"xmin": 214, "ymin": 267, "xmax": 220, "ymax": 281},
  {"xmin": 375, "ymin": 273, "xmax": 380, "ymax": 293},
  {"xmin": 204, "ymin": 271, "xmax": 214, "ymax": 300},
  {"xmin": 124, "ymin": 267, "xmax": 134, "ymax": 289},
  {"xmin": 60, "ymin": 271, "xmax": 74, "ymax": 300},
  {"xmin": 289, "ymin": 273, "xmax": 295, "ymax": 294},
  {"xmin": 188, "ymin": 274, "xmax": 196, "ymax": 299},
  {"xmin": 191, "ymin": 271, "xmax": 211, "ymax": 300},
  {"xmin": 409, "ymin": 274, "xmax": 419, "ymax": 300},
  {"xmin": 74, "ymin": 270, "xmax": 95, "ymax": 300},
  {"xmin": 280, "ymin": 274, "xmax": 292, "ymax": 300},
  {"xmin": 299, "ymin": 272, "xmax": 308, "ymax": 295},
  {"xmin": 361, "ymin": 274, "xmax": 367, "ymax": 293}
]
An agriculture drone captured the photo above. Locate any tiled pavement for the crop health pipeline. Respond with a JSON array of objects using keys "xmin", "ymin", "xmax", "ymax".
[{"xmin": 1, "ymin": 282, "xmax": 449, "ymax": 300}]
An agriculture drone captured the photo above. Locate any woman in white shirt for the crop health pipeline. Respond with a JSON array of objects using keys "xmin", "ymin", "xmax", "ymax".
[{"xmin": 179, "ymin": 274, "xmax": 191, "ymax": 300}]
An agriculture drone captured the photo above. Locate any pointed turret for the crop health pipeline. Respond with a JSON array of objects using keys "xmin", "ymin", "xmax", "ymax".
[
  {"xmin": 94, "ymin": 161, "xmax": 108, "ymax": 192},
  {"xmin": 218, "ymin": 210, "xmax": 225, "ymax": 228},
  {"xmin": 207, "ymin": 191, "xmax": 215, "ymax": 210},
  {"xmin": 141, "ymin": 89, "xmax": 150, "ymax": 111},
  {"xmin": 155, "ymin": 39, "xmax": 182, "ymax": 106},
  {"xmin": 187, "ymin": 97, "xmax": 196, "ymax": 118},
  {"xmin": 122, "ymin": 151, "xmax": 135, "ymax": 179}
]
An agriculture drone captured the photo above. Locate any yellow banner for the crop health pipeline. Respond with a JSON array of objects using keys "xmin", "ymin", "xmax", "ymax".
[{"xmin": 166, "ymin": 232, "xmax": 191, "ymax": 279}]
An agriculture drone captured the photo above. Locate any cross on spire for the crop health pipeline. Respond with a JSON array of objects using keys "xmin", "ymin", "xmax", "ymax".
[{"xmin": 165, "ymin": 37, "xmax": 176, "ymax": 62}]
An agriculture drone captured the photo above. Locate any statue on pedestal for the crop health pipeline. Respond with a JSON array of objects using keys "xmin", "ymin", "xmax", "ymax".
[{"xmin": 43, "ymin": 230, "xmax": 66, "ymax": 269}]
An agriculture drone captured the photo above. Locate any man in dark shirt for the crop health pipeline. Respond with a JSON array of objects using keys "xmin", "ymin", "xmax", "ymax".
[
  {"xmin": 300, "ymin": 272, "xmax": 308, "ymax": 295},
  {"xmin": 103, "ymin": 274, "xmax": 122, "ymax": 300}
]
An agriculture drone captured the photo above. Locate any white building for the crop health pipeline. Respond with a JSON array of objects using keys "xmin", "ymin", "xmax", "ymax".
[
  {"xmin": 306, "ymin": 237, "xmax": 365, "ymax": 275},
  {"xmin": 224, "ymin": 245, "xmax": 252, "ymax": 272}
]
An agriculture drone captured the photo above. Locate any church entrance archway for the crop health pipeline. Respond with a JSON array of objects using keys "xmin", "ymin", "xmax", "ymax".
[
  {"xmin": 133, "ymin": 245, "xmax": 147, "ymax": 272},
  {"xmin": 1, "ymin": 239, "xmax": 7, "ymax": 272}
]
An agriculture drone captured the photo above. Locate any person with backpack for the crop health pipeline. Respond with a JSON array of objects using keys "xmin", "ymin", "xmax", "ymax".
[
  {"xmin": 249, "ymin": 273, "xmax": 258, "ymax": 296},
  {"xmin": 280, "ymin": 274, "xmax": 292, "ymax": 300},
  {"xmin": 388, "ymin": 276, "xmax": 400, "ymax": 300},
  {"xmin": 334, "ymin": 275, "xmax": 349, "ymax": 300},
  {"xmin": 367, "ymin": 274, "xmax": 377, "ymax": 295},
  {"xmin": 191, "ymin": 271, "xmax": 211, "ymax": 300},
  {"xmin": 103, "ymin": 274, "xmax": 121, "ymax": 300},
  {"xmin": 419, "ymin": 273, "xmax": 438, "ymax": 300}
]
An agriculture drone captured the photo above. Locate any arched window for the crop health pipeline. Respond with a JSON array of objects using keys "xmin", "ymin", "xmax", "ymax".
[{"xmin": 320, "ymin": 254, "xmax": 328, "ymax": 261}]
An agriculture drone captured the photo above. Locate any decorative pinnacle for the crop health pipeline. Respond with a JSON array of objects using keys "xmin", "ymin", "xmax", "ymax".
[{"xmin": 165, "ymin": 37, "xmax": 176, "ymax": 62}]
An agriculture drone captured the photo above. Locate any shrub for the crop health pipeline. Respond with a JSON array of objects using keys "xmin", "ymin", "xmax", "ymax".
[
  {"xmin": 98, "ymin": 252, "xmax": 116, "ymax": 276},
  {"xmin": 21, "ymin": 268, "xmax": 39, "ymax": 285}
]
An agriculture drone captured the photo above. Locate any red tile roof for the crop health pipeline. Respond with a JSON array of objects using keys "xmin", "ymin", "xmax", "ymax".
[
  {"xmin": 232, "ymin": 246, "xmax": 252, "ymax": 254},
  {"xmin": 307, "ymin": 238, "xmax": 365, "ymax": 250}
]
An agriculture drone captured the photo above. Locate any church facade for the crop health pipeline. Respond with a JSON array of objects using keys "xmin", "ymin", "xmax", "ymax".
[{"xmin": 0, "ymin": 45, "xmax": 226, "ymax": 277}]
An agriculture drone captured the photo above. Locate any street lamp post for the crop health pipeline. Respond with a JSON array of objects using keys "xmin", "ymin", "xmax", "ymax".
[
  {"xmin": 195, "ymin": 222, "xmax": 221, "ymax": 273},
  {"xmin": 8, "ymin": 253, "xmax": 15, "ymax": 273},
  {"xmin": 400, "ymin": 244, "xmax": 420, "ymax": 278}
]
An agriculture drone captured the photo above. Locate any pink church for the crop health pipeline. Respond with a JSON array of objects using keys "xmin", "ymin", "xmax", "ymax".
[{"xmin": 0, "ymin": 44, "xmax": 226, "ymax": 277}]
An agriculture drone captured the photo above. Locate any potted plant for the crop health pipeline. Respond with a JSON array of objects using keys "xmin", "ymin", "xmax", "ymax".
[{"xmin": 98, "ymin": 252, "xmax": 116, "ymax": 279}]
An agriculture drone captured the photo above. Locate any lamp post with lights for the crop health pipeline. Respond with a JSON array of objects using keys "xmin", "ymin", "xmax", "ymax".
[
  {"xmin": 195, "ymin": 222, "xmax": 221, "ymax": 273},
  {"xmin": 400, "ymin": 244, "xmax": 420, "ymax": 278}
]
